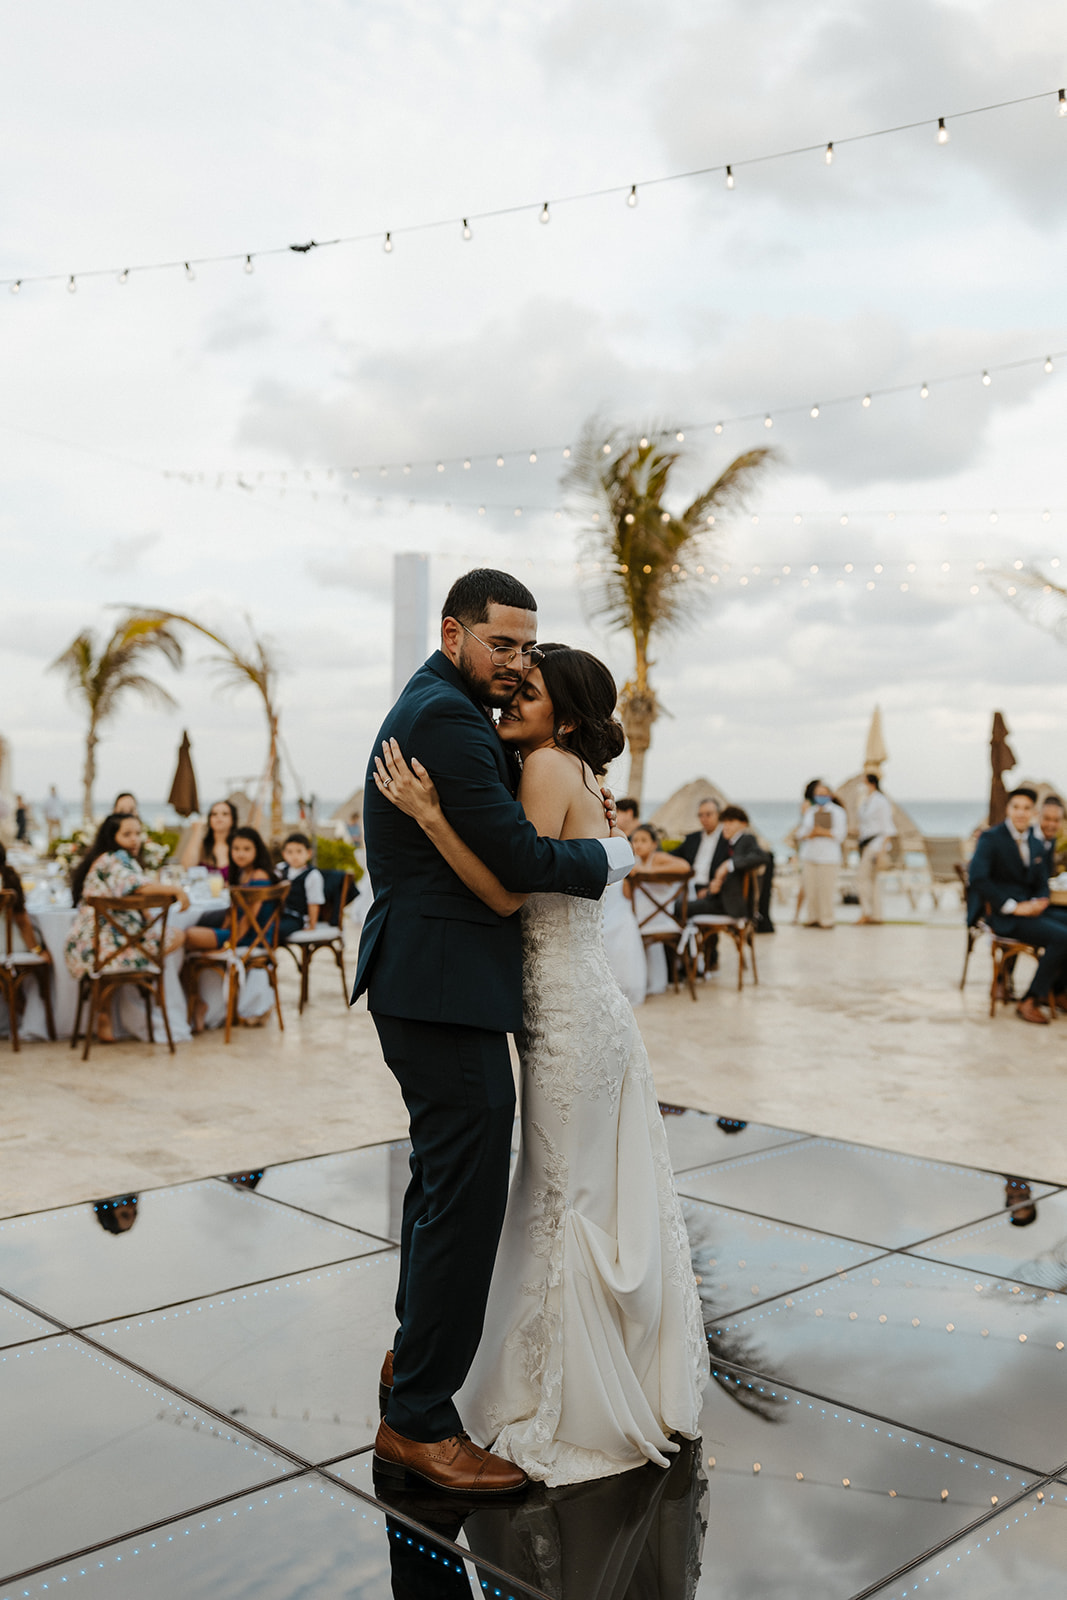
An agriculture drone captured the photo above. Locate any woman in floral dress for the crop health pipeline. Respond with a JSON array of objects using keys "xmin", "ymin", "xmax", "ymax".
[{"xmin": 65, "ymin": 812, "xmax": 187, "ymax": 1042}]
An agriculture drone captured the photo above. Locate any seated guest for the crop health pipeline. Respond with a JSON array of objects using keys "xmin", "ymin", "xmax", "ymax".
[
  {"xmin": 113, "ymin": 792, "xmax": 139, "ymax": 816},
  {"xmin": 275, "ymin": 832, "xmax": 325, "ymax": 942},
  {"xmin": 968, "ymin": 786, "xmax": 1067, "ymax": 1025},
  {"xmin": 180, "ymin": 798, "xmax": 238, "ymax": 879},
  {"xmin": 670, "ymin": 798, "xmax": 727, "ymax": 909},
  {"xmin": 695, "ymin": 806, "xmax": 770, "ymax": 920},
  {"xmin": 0, "ymin": 841, "xmax": 47, "ymax": 955},
  {"xmin": 614, "ymin": 797, "xmax": 640, "ymax": 839},
  {"xmin": 796, "ymin": 779, "xmax": 848, "ymax": 929},
  {"xmin": 185, "ymin": 826, "xmax": 278, "ymax": 1031},
  {"xmin": 1035, "ymin": 794, "xmax": 1067, "ymax": 876},
  {"xmin": 65, "ymin": 813, "xmax": 188, "ymax": 1042},
  {"xmin": 625, "ymin": 824, "xmax": 690, "ymax": 996}
]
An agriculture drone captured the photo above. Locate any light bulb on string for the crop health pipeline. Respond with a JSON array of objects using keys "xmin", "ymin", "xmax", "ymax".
[
  {"xmin": 810, "ymin": 405, "xmax": 820, "ymax": 418},
  {"xmin": 118, "ymin": 268, "xmax": 129, "ymax": 285},
  {"xmin": 463, "ymin": 459, "xmax": 471, "ymax": 470},
  {"xmin": 244, "ymin": 255, "xmax": 254, "ymax": 274},
  {"xmin": 714, "ymin": 422, "xmax": 723, "ymax": 434},
  {"xmin": 602, "ymin": 442, "xmax": 611, "ymax": 455},
  {"xmin": 1059, "ymin": 88, "xmax": 1066, "ymax": 116},
  {"xmin": 639, "ymin": 436, "xmax": 649, "ymax": 448},
  {"xmin": 403, "ymin": 464, "xmax": 411, "ymax": 474},
  {"xmin": 496, "ymin": 455, "xmax": 504, "ymax": 467},
  {"xmin": 920, "ymin": 382, "xmax": 929, "ymax": 398},
  {"xmin": 562, "ymin": 446, "xmax": 571, "ymax": 458},
  {"xmin": 529, "ymin": 451, "xmax": 537, "ymax": 463},
  {"xmin": 794, "ymin": 513, "xmax": 803, "ymax": 524},
  {"xmin": 351, "ymin": 468, "xmax": 360, "ymax": 479},
  {"xmin": 937, "ymin": 117, "xmax": 949, "ymax": 143},
  {"xmin": 383, "ymin": 233, "xmax": 393, "ymax": 252},
  {"xmin": 539, "ymin": 203, "xmax": 550, "ymax": 224},
  {"xmin": 184, "ymin": 262, "xmax": 195, "ymax": 280},
  {"xmin": 676, "ymin": 430, "xmax": 685, "ymax": 441},
  {"xmin": 862, "ymin": 394, "xmax": 872, "ymax": 408},
  {"xmin": 764, "ymin": 414, "xmax": 773, "ymax": 429},
  {"xmin": 67, "ymin": 275, "xmax": 76, "ymax": 293},
  {"xmin": 1045, "ymin": 356, "xmax": 1053, "ymax": 372},
  {"xmin": 627, "ymin": 185, "xmax": 638, "ymax": 207},
  {"xmin": 462, "ymin": 219, "xmax": 472, "ymax": 240},
  {"xmin": 824, "ymin": 143, "xmax": 834, "ymax": 165},
  {"xmin": 725, "ymin": 166, "xmax": 735, "ymax": 189},
  {"xmin": 10, "ymin": 280, "xmax": 20, "ymax": 294},
  {"xmin": 982, "ymin": 370, "xmax": 991, "ymax": 385}
]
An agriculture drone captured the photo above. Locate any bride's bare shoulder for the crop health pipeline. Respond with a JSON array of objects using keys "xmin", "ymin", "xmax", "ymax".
[{"xmin": 521, "ymin": 746, "xmax": 584, "ymax": 788}]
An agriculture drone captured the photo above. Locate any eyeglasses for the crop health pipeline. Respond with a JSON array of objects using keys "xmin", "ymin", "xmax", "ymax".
[{"xmin": 456, "ymin": 620, "xmax": 544, "ymax": 668}]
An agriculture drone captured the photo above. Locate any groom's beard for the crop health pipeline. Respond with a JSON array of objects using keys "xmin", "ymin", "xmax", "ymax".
[{"xmin": 456, "ymin": 643, "xmax": 524, "ymax": 708}]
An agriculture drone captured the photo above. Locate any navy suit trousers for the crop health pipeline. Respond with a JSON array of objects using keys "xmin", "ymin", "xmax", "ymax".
[
  {"xmin": 372, "ymin": 1012, "xmax": 515, "ymax": 1441},
  {"xmin": 993, "ymin": 911, "xmax": 1067, "ymax": 1000}
]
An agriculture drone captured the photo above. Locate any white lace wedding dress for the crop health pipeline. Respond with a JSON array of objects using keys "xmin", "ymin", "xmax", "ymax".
[{"xmin": 457, "ymin": 892, "xmax": 709, "ymax": 1486}]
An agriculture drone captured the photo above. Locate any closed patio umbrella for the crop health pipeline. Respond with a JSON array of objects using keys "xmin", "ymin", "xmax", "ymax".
[
  {"xmin": 863, "ymin": 706, "xmax": 888, "ymax": 777},
  {"xmin": 167, "ymin": 731, "xmax": 200, "ymax": 817},
  {"xmin": 989, "ymin": 710, "xmax": 1016, "ymax": 826}
]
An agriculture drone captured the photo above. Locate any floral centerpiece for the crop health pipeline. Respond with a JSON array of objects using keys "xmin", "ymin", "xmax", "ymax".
[{"xmin": 48, "ymin": 829, "xmax": 90, "ymax": 874}]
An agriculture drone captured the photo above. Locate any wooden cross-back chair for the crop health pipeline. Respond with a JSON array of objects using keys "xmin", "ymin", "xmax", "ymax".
[
  {"xmin": 687, "ymin": 867, "xmax": 764, "ymax": 992},
  {"xmin": 629, "ymin": 869, "xmax": 696, "ymax": 1000},
  {"xmin": 184, "ymin": 881, "xmax": 289, "ymax": 1042},
  {"xmin": 71, "ymin": 892, "xmax": 175, "ymax": 1061},
  {"xmin": 282, "ymin": 870, "xmax": 352, "ymax": 1013},
  {"xmin": 0, "ymin": 888, "xmax": 55, "ymax": 1052}
]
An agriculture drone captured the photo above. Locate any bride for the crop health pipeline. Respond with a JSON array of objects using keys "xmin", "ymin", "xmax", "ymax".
[{"xmin": 372, "ymin": 642, "xmax": 708, "ymax": 1486}]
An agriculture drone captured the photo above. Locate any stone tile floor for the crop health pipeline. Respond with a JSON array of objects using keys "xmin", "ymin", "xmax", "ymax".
[{"xmin": 2, "ymin": 1106, "xmax": 1065, "ymax": 1598}]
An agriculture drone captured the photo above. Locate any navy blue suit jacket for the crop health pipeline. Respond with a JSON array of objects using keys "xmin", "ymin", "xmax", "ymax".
[
  {"xmin": 967, "ymin": 822, "xmax": 1049, "ymax": 929},
  {"xmin": 352, "ymin": 651, "xmax": 610, "ymax": 1032}
]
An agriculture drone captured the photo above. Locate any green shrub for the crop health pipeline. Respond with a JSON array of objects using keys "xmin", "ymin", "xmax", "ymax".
[{"xmin": 315, "ymin": 835, "xmax": 364, "ymax": 882}]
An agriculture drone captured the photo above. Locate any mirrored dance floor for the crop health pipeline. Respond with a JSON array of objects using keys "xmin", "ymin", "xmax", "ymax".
[{"xmin": 2, "ymin": 1107, "xmax": 1064, "ymax": 1598}]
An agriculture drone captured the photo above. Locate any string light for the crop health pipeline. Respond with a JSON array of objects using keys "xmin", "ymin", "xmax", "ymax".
[
  {"xmin": 919, "ymin": 382, "xmax": 929, "ymax": 398},
  {"xmin": 10, "ymin": 280, "xmax": 20, "ymax": 294},
  {"xmin": 462, "ymin": 219, "xmax": 472, "ymax": 240},
  {"xmin": 1045, "ymin": 356, "xmax": 1053, "ymax": 372},
  {"xmin": 862, "ymin": 394, "xmax": 872, "ymax": 407},
  {"xmin": 529, "ymin": 451, "xmax": 538, "ymax": 463},
  {"xmin": 675, "ymin": 430, "xmax": 685, "ymax": 441},
  {"xmin": 982, "ymin": 370, "xmax": 992, "ymax": 385},
  {"xmin": 764, "ymin": 414, "xmax": 773, "ymax": 428},
  {"xmin": 184, "ymin": 262, "xmax": 195, "ymax": 280},
  {"xmin": 824, "ymin": 142, "xmax": 834, "ymax": 165},
  {"xmin": 383, "ymin": 232, "xmax": 393, "ymax": 253},
  {"xmin": 810, "ymin": 405, "xmax": 820, "ymax": 418},
  {"xmin": 67, "ymin": 275, "xmax": 76, "ymax": 293},
  {"xmin": 244, "ymin": 254, "xmax": 254, "ymax": 274},
  {"xmin": 5, "ymin": 88, "xmax": 1064, "ymax": 296},
  {"xmin": 463, "ymin": 458, "xmax": 471, "ymax": 469}
]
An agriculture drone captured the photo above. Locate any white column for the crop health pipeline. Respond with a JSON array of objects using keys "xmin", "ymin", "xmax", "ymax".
[{"xmin": 392, "ymin": 552, "xmax": 430, "ymax": 700}]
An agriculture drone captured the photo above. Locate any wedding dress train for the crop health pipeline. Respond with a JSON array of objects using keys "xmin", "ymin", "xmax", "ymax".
[{"xmin": 458, "ymin": 891, "xmax": 708, "ymax": 1486}]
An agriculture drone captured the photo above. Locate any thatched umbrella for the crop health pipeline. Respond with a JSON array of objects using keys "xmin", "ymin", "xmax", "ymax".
[
  {"xmin": 988, "ymin": 711, "xmax": 1016, "ymax": 827},
  {"xmin": 167, "ymin": 731, "xmax": 200, "ymax": 817}
]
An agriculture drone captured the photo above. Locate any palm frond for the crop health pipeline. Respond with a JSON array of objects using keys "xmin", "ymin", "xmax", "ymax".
[{"xmin": 990, "ymin": 567, "xmax": 1067, "ymax": 643}]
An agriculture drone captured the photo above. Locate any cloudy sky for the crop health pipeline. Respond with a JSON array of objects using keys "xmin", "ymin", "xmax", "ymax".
[{"xmin": 2, "ymin": 0, "xmax": 1066, "ymax": 812}]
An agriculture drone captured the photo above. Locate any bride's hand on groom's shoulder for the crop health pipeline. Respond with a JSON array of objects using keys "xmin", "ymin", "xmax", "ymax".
[
  {"xmin": 373, "ymin": 738, "xmax": 441, "ymax": 824},
  {"xmin": 600, "ymin": 785, "xmax": 618, "ymax": 830}
]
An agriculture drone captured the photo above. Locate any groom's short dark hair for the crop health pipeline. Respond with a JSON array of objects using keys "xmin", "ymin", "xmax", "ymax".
[{"xmin": 442, "ymin": 568, "xmax": 537, "ymax": 626}]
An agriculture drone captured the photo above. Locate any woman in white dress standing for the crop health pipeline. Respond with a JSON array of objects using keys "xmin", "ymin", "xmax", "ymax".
[{"xmin": 373, "ymin": 643, "xmax": 708, "ymax": 1486}]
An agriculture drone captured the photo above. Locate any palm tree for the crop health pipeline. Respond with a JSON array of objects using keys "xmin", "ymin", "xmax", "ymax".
[
  {"xmin": 565, "ymin": 423, "xmax": 773, "ymax": 803},
  {"xmin": 130, "ymin": 611, "xmax": 285, "ymax": 840},
  {"xmin": 50, "ymin": 615, "xmax": 184, "ymax": 823}
]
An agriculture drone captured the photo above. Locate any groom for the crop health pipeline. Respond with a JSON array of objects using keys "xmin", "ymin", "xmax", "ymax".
[{"xmin": 354, "ymin": 568, "xmax": 633, "ymax": 1494}]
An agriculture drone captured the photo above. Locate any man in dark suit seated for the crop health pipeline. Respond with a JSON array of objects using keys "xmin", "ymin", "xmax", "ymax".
[
  {"xmin": 669, "ymin": 797, "xmax": 726, "ymax": 967},
  {"xmin": 968, "ymin": 786, "xmax": 1067, "ymax": 1025},
  {"xmin": 691, "ymin": 806, "xmax": 770, "ymax": 921}
]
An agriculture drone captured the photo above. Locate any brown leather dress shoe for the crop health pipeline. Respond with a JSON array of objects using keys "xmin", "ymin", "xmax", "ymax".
[
  {"xmin": 379, "ymin": 1349, "xmax": 393, "ymax": 1418},
  {"xmin": 373, "ymin": 1419, "xmax": 527, "ymax": 1495},
  {"xmin": 1016, "ymin": 997, "xmax": 1050, "ymax": 1025}
]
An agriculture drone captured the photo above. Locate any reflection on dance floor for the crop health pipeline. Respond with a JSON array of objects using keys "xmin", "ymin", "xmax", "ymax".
[{"xmin": 1, "ymin": 1106, "xmax": 1065, "ymax": 1597}]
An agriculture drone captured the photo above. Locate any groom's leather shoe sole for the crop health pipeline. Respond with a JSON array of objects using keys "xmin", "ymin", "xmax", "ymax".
[
  {"xmin": 379, "ymin": 1349, "xmax": 393, "ymax": 1418},
  {"xmin": 373, "ymin": 1420, "xmax": 527, "ymax": 1496}
]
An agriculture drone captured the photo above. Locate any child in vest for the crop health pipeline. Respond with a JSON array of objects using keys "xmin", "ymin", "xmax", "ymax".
[{"xmin": 277, "ymin": 833, "xmax": 325, "ymax": 942}]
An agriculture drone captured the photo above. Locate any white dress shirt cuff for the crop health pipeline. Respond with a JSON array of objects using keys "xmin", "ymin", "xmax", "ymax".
[
  {"xmin": 1000, "ymin": 898, "xmax": 1018, "ymax": 914},
  {"xmin": 600, "ymin": 836, "xmax": 635, "ymax": 885}
]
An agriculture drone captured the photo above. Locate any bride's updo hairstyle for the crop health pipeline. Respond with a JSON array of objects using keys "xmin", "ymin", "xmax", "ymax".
[{"xmin": 536, "ymin": 643, "xmax": 626, "ymax": 776}]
